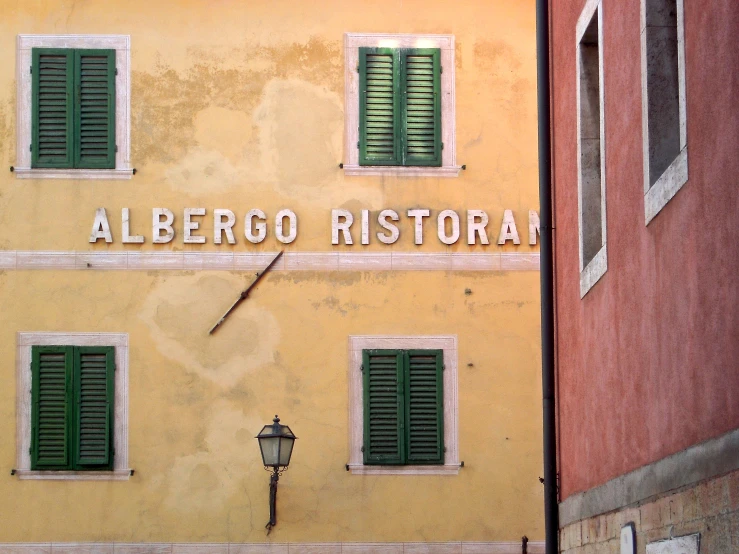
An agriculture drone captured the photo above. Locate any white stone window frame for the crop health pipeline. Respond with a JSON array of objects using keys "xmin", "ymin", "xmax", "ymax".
[
  {"xmin": 15, "ymin": 34, "xmax": 132, "ymax": 180},
  {"xmin": 343, "ymin": 33, "xmax": 461, "ymax": 178},
  {"xmin": 576, "ymin": 0, "xmax": 608, "ymax": 298},
  {"xmin": 347, "ymin": 335, "xmax": 459, "ymax": 475},
  {"xmin": 15, "ymin": 332, "xmax": 130, "ymax": 480},
  {"xmin": 641, "ymin": 0, "xmax": 688, "ymax": 224}
]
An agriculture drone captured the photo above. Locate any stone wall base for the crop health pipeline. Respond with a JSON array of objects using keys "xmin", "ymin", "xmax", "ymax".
[{"xmin": 559, "ymin": 469, "xmax": 739, "ymax": 554}]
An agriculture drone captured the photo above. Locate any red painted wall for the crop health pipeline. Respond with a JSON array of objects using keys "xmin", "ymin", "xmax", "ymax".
[{"xmin": 552, "ymin": 0, "xmax": 739, "ymax": 499}]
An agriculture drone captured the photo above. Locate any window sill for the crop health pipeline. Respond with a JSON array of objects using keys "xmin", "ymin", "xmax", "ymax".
[
  {"xmin": 343, "ymin": 164, "xmax": 462, "ymax": 178},
  {"xmin": 347, "ymin": 463, "xmax": 461, "ymax": 475},
  {"xmin": 13, "ymin": 168, "xmax": 134, "ymax": 180},
  {"xmin": 15, "ymin": 469, "xmax": 132, "ymax": 480},
  {"xmin": 580, "ymin": 244, "xmax": 607, "ymax": 298},
  {"xmin": 644, "ymin": 147, "xmax": 688, "ymax": 225}
]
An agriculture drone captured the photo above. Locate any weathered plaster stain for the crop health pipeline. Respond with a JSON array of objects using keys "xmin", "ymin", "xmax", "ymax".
[
  {"xmin": 139, "ymin": 274, "xmax": 281, "ymax": 388},
  {"xmin": 164, "ymin": 400, "xmax": 264, "ymax": 517}
]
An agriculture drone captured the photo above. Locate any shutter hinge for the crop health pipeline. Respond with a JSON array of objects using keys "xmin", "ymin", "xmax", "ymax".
[
  {"xmin": 361, "ymin": 446, "xmax": 365, "ymax": 452},
  {"xmin": 443, "ymin": 364, "xmax": 446, "ymax": 371},
  {"xmin": 30, "ymin": 66, "xmax": 32, "ymax": 74},
  {"xmin": 357, "ymin": 141, "xmax": 360, "ymax": 149},
  {"xmin": 115, "ymin": 68, "xmax": 118, "ymax": 76},
  {"xmin": 440, "ymin": 66, "xmax": 443, "ymax": 74},
  {"xmin": 441, "ymin": 143, "xmax": 444, "ymax": 150},
  {"xmin": 29, "ymin": 144, "xmax": 32, "ymax": 152},
  {"xmin": 444, "ymin": 447, "xmax": 447, "ymax": 453},
  {"xmin": 360, "ymin": 364, "xmax": 364, "ymax": 372},
  {"xmin": 356, "ymin": 64, "xmax": 359, "ymax": 72},
  {"xmin": 115, "ymin": 145, "xmax": 118, "ymax": 153}
]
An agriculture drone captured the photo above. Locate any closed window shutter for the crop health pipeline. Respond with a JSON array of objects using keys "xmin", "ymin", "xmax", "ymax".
[
  {"xmin": 74, "ymin": 49, "xmax": 116, "ymax": 169},
  {"xmin": 405, "ymin": 350, "xmax": 444, "ymax": 464},
  {"xmin": 74, "ymin": 346, "xmax": 114, "ymax": 468},
  {"xmin": 401, "ymin": 48, "xmax": 441, "ymax": 167},
  {"xmin": 31, "ymin": 346, "xmax": 73, "ymax": 469},
  {"xmin": 32, "ymin": 48, "xmax": 74, "ymax": 169},
  {"xmin": 363, "ymin": 349, "xmax": 404, "ymax": 464},
  {"xmin": 359, "ymin": 48, "xmax": 401, "ymax": 166}
]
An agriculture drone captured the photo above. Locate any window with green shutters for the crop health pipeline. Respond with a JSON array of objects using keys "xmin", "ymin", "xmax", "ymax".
[
  {"xmin": 31, "ymin": 345, "xmax": 115, "ymax": 471},
  {"xmin": 31, "ymin": 48, "xmax": 116, "ymax": 169},
  {"xmin": 359, "ymin": 47, "xmax": 441, "ymax": 167},
  {"xmin": 362, "ymin": 349, "xmax": 444, "ymax": 465}
]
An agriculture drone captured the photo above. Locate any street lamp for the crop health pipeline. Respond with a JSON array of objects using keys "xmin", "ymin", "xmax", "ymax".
[{"xmin": 255, "ymin": 415, "xmax": 297, "ymax": 532}]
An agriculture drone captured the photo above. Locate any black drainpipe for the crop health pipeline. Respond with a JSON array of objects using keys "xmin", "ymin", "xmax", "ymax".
[{"xmin": 535, "ymin": 1, "xmax": 558, "ymax": 554}]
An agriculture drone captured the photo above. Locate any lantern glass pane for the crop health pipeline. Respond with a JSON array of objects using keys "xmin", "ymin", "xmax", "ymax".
[
  {"xmin": 260, "ymin": 436, "xmax": 280, "ymax": 466},
  {"xmin": 279, "ymin": 437, "xmax": 294, "ymax": 466}
]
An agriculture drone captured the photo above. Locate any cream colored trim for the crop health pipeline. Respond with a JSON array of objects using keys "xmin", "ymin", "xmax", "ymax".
[
  {"xmin": 640, "ymin": 0, "xmax": 689, "ymax": 224},
  {"xmin": 15, "ymin": 34, "xmax": 132, "ymax": 179},
  {"xmin": 576, "ymin": 0, "xmax": 608, "ymax": 298},
  {"xmin": 16, "ymin": 332, "xmax": 130, "ymax": 480},
  {"xmin": 0, "ymin": 542, "xmax": 545, "ymax": 554},
  {"xmin": 14, "ymin": 168, "xmax": 134, "ymax": 180},
  {"xmin": 579, "ymin": 244, "xmax": 607, "ymax": 299},
  {"xmin": 0, "ymin": 251, "xmax": 540, "ymax": 272},
  {"xmin": 342, "ymin": 165, "xmax": 461, "ymax": 178},
  {"xmin": 13, "ymin": 470, "xmax": 131, "ymax": 481},
  {"xmin": 576, "ymin": 0, "xmax": 601, "ymax": 42},
  {"xmin": 343, "ymin": 33, "xmax": 460, "ymax": 176},
  {"xmin": 347, "ymin": 335, "xmax": 459, "ymax": 475},
  {"xmin": 644, "ymin": 146, "xmax": 688, "ymax": 224}
]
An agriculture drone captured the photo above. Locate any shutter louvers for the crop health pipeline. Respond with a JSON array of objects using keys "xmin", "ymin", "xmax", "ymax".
[
  {"xmin": 75, "ymin": 49, "xmax": 116, "ymax": 169},
  {"xmin": 405, "ymin": 350, "xmax": 444, "ymax": 464},
  {"xmin": 363, "ymin": 350, "xmax": 404, "ymax": 464},
  {"xmin": 74, "ymin": 346, "xmax": 114, "ymax": 468},
  {"xmin": 401, "ymin": 48, "xmax": 442, "ymax": 167},
  {"xmin": 359, "ymin": 48, "xmax": 401, "ymax": 166},
  {"xmin": 32, "ymin": 49, "xmax": 74, "ymax": 169},
  {"xmin": 31, "ymin": 346, "xmax": 73, "ymax": 469}
]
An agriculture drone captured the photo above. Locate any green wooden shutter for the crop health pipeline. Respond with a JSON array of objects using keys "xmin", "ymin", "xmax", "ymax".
[
  {"xmin": 359, "ymin": 48, "xmax": 401, "ymax": 166},
  {"xmin": 74, "ymin": 49, "xmax": 116, "ymax": 169},
  {"xmin": 405, "ymin": 350, "xmax": 444, "ymax": 464},
  {"xmin": 400, "ymin": 48, "xmax": 441, "ymax": 167},
  {"xmin": 74, "ymin": 346, "xmax": 114, "ymax": 468},
  {"xmin": 31, "ymin": 346, "xmax": 73, "ymax": 469},
  {"xmin": 32, "ymin": 48, "xmax": 74, "ymax": 169},
  {"xmin": 363, "ymin": 349, "xmax": 405, "ymax": 464}
]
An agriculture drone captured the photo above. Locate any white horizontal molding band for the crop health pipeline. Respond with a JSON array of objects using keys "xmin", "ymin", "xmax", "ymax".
[
  {"xmin": 0, "ymin": 542, "xmax": 545, "ymax": 553},
  {"xmin": 0, "ymin": 251, "xmax": 540, "ymax": 272}
]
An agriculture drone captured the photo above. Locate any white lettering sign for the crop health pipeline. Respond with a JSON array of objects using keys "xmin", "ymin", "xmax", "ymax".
[
  {"xmin": 184, "ymin": 208, "xmax": 206, "ymax": 244},
  {"xmin": 152, "ymin": 208, "xmax": 175, "ymax": 244},
  {"xmin": 89, "ymin": 208, "xmax": 113, "ymax": 243},
  {"xmin": 88, "ymin": 208, "xmax": 540, "ymax": 248}
]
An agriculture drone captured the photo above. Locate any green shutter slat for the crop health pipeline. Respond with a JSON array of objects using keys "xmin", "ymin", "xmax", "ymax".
[
  {"xmin": 74, "ymin": 50, "xmax": 116, "ymax": 169},
  {"xmin": 74, "ymin": 347, "xmax": 114, "ymax": 468},
  {"xmin": 400, "ymin": 49, "xmax": 442, "ymax": 167},
  {"xmin": 405, "ymin": 350, "xmax": 444, "ymax": 464},
  {"xmin": 363, "ymin": 350, "xmax": 404, "ymax": 464},
  {"xmin": 31, "ymin": 346, "xmax": 73, "ymax": 469},
  {"xmin": 32, "ymin": 49, "xmax": 74, "ymax": 168},
  {"xmin": 359, "ymin": 48, "xmax": 401, "ymax": 166}
]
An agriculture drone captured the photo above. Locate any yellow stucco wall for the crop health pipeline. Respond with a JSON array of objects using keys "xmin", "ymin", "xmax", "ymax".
[{"xmin": 0, "ymin": 0, "xmax": 543, "ymax": 544}]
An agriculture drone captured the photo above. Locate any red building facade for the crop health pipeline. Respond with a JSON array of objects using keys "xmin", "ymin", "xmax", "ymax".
[{"xmin": 549, "ymin": 0, "xmax": 738, "ymax": 552}]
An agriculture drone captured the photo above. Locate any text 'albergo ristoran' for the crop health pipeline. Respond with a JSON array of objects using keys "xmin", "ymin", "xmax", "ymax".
[{"xmin": 89, "ymin": 208, "xmax": 541, "ymax": 246}]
